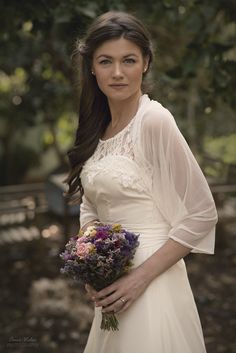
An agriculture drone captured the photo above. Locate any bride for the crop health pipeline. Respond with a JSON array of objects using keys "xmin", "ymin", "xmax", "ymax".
[{"xmin": 64, "ymin": 11, "xmax": 218, "ymax": 353}]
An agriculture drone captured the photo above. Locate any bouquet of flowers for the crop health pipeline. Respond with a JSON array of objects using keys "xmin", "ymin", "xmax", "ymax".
[{"xmin": 60, "ymin": 223, "xmax": 139, "ymax": 331}]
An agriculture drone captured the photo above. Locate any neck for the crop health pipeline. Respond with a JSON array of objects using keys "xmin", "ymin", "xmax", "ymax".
[{"xmin": 108, "ymin": 90, "xmax": 142, "ymax": 128}]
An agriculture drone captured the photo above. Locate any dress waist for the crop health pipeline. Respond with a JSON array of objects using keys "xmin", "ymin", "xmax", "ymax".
[
  {"xmin": 100, "ymin": 221, "xmax": 170, "ymax": 249},
  {"xmin": 123, "ymin": 222, "xmax": 170, "ymax": 249}
]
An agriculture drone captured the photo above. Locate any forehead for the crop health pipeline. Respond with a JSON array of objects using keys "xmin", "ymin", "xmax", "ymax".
[{"xmin": 93, "ymin": 37, "xmax": 142, "ymax": 58}]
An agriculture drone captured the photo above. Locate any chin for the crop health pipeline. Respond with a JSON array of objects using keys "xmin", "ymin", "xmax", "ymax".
[{"xmin": 106, "ymin": 91, "xmax": 138, "ymax": 102}]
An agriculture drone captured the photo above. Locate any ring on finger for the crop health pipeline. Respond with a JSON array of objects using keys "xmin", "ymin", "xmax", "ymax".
[{"xmin": 119, "ymin": 297, "xmax": 126, "ymax": 304}]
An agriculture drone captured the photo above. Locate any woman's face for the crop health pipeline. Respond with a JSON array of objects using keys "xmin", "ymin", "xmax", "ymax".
[{"xmin": 92, "ymin": 37, "xmax": 148, "ymax": 102}]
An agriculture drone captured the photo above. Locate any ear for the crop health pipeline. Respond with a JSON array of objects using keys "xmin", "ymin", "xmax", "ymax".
[{"xmin": 143, "ymin": 55, "xmax": 150, "ymax": 72}]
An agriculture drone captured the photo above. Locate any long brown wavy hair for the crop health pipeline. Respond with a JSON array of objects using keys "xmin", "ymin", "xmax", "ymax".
[{"xmin": 63, "ymin": 11, "xmax": 153, "ymax": 203}]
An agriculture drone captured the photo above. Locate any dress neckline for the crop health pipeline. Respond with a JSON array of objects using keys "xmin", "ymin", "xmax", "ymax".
[{"xmin": 99, "ymin": 94, "xmax": 147, "ymax": 144}]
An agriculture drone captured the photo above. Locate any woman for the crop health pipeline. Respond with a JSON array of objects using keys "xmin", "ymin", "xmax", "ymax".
[{"xmin": 65, "ymin": 11, "xmax": 218, "ymax": 353}]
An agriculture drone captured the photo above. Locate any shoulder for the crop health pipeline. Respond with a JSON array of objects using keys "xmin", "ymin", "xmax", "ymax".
[{"xmin": 141, "ymin": 98, "xmax": 177, "ymax": 135}]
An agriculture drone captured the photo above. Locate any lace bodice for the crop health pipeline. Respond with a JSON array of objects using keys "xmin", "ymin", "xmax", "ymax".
[
  {"xmin": 86, "ymin": 116, "xmax": 135, "ymax": 165},
  {"xmin": 81, "ymin": 114, "xmax": 151, "ymax": 194}
]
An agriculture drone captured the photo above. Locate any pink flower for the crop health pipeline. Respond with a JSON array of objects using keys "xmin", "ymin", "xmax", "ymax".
[
  {"xmin": 76, "ymin": 242, "xmax": 95, "ymax": 258},
  {"xmin": 76, "ymin": 236, "xmax": 87, "ymax": 244}
]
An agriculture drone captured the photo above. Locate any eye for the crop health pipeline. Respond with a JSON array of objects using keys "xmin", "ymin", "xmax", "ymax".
[
  {"xmin": 124, "ymin": 58, "xmax": 136, "ymax": 64},
  {"xmin": 99, "ymin": 59, "xmax": 111, "ymax": 65}
]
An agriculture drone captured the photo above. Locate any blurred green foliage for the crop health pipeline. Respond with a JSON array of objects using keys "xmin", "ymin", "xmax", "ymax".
[{"xmin": 0, "ymin": 0, "xmax": 235, "ymax": 184}]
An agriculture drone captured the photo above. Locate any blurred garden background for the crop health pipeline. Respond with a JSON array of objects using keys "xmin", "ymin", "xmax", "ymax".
[{"xmin": 0, "ymin": 0, "xmax": 235, "ymax": 352}]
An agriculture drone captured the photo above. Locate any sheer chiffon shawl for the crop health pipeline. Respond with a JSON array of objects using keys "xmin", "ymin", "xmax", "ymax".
[{"xmin": 135, "ymin": 98, "xmax": 218, "ymax": 254}]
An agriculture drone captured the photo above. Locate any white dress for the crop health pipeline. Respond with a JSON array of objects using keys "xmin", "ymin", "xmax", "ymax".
[{"xmin": 80, "ymin": 94, "xmax": 218, "ymax": 353}]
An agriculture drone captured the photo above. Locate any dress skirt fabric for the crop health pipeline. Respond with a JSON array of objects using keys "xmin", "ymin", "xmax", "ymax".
[{"xmin": 83, "ymin": 225, "xmax": 207, "ymax": 353}]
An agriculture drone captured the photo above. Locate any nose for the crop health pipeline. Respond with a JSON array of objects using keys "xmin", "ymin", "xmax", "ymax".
[{"xmin": 112, "ymin": 63, "xmax": 123, "ymax": 79}]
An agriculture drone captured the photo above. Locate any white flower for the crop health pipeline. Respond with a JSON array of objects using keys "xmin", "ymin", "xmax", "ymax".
[{"xmin": 87, "ymin": 226, "xmax": 96, "ymax": 232}]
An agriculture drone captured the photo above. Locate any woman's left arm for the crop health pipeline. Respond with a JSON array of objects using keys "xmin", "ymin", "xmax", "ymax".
[
  {"xmin": 87, "ymin": 105, "xmax": 218, "ymax": 313},
  {"xmin": 140, "ymin": 105, "xmax": 218, "ymax": 254}
]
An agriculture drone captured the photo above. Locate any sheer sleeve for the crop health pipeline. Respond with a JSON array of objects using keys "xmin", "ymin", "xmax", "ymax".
[
  {"xmin": 79, "ymin": 194, "xmax": 99, "ymax": 229},
  {"xmin": 140, "ymin": 103, "xmax": 218, "ymax": 254}
]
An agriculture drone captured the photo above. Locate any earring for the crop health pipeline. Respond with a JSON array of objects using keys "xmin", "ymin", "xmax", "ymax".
[
  {"xmin": 143, "ymin": 68, "xmax": 147, "ymax": 73},
  {"xmin": 91, "ymin": 71, "xmax": 95, "ymax": 75}
]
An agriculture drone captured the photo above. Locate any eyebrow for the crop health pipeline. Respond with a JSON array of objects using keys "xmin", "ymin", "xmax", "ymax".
[{"xmin": 95, "ymin": 53, "xmax": 138, "ymax": 60}]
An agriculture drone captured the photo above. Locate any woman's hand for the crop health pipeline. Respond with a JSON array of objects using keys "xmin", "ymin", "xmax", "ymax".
[
  {"xmin": 85, "ymin": 239, "xmax": 192, "ymax": 315},
  {"xmin": 85, "ymin": 267, "xmax": 150, "ymax": 314},
  {"xmin": 81, "ymin": 219, "xmax": 100, "ymax": 232}
]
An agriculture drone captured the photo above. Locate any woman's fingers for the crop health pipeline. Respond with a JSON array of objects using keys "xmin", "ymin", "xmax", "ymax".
[
  {"xmin": 102, "ymin": 297, "xmax": 130, "ymax": 314},
  {"xmin": 95, "ymin": 283, "xmax": 117, "ymax": 300},
  {"xmin": 95, "ymin": 291, "xmax": 120, "ymax": 308},
  {"xmin": 85, "ymin": 283, "xmax": 98, "ymax": 301},
  {"xmin": 117, "ymin": 300, "xmax": 130, "ymax": 313}
]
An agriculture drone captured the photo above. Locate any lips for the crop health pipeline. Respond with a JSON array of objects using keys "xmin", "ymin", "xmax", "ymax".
[{"xmin": 109, "ymin": 84, "xmax": 128, "ymax": 87}]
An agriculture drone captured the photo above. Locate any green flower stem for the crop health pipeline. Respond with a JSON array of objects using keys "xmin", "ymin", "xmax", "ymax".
[{"xmin": 100, "ymin": 312, "xmax": 119, "ymax": 331}]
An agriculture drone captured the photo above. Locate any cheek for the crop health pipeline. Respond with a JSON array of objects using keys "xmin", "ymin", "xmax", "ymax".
[
  {"xmin": 128, "ymin": 67, "xmax": 143, "ymax": 81},
  {"xmin": 95, "ymin": 72, "xmax": 107, "ymax": 89}
]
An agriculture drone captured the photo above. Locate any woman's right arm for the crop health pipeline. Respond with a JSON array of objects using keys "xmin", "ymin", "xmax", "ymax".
[
  {"xmin": 80, "ymin": 194, "xmax": 99, "ymax": 231},
  {"xmin": 80, "ymin": 194, "xmax": 100, "ymax": 295}
]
